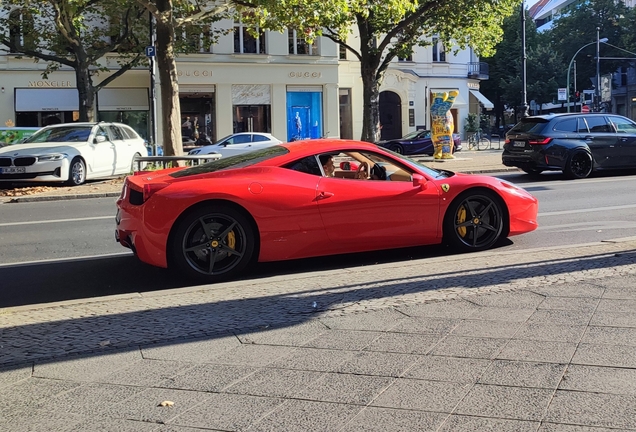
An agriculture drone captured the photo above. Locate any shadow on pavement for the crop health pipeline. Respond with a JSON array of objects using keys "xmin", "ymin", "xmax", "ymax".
[{"xmin": 1, "ymin": 245, "xmax": 634, "ymax": 369}]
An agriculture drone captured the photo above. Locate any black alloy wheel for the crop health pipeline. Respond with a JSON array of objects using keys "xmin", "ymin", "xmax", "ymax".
[
  {"xmin": 391, "ymin": 144, "xmax": 404, "ymax": 154},
  {"xmin": 444, "ymin": 190, "xmax": 504, "ymax": 252},
  {"xmin": 564, "ymin": 150, "xmax": 593, "ymax": 179},
  {"xmin": 67, "ymin": 157, "xmax": 86, "ymax": 186},
  {"xmin": 171, "ymin": 204, "xmax": 255, "ymax": 281}
]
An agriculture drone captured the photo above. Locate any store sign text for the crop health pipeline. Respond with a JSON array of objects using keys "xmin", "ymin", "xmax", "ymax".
[
  {"xmin": 289, "ymin": 72, "xmax": 322, "ymax": 78},
  {"xmin": 177, "ymin": 70, "xmax": 213, "ymax": 77},
  {"xmin": 28, "ymin": 81, "xmax": 73, "ymax": 87}
]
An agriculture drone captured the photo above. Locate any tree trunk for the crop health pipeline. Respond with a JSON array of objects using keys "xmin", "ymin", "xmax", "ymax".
[
  {"xmin": 360, "ymin": 63, "xmax": 381, "ymax": 144},
  {"xmin": 155, "ymin": 0, "xmax": 183, "ymax": 157},
  {"xmin": 75, "ymin": 64, "xmax": 95, "ymax": 122}
]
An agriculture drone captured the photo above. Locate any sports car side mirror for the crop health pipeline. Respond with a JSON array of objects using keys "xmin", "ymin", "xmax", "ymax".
[
  {"xmin": 412, "ymin": 173, "xmax": 427, "ymax": 190},
  {"xmin": 94, "ymin": 135, "xmax": 106, "ymax": 144}
]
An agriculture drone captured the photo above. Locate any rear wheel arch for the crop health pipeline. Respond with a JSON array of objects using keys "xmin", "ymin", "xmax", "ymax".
[{"xmin": 166, "ymin": 199, "xmax": 261, "ymax": 270}]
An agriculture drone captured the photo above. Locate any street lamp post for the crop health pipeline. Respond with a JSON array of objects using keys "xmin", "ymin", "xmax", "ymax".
[
  {"xmin": 520, "ymin": 0, "xmax": 529, "ymax": 118},
  {"xmin": 596, "ymin": 27, "xmax": 601, "ymax": 112},
  {"xmin": 566, "ymin": 37, "xmax": 608, "ymax": 113}
]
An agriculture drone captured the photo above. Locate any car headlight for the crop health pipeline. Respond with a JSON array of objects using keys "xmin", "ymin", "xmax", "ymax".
[
  {"xmin": 188, "ymin": 149, "xmax": 201, "ymax": 155},
  {"xmin": 38, "ymin": 153, "xmax": 68, "ymax": 161}
]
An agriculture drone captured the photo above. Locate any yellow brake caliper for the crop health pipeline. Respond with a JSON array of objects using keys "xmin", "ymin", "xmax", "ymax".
[
  {"xmin": 457, "ymin": 206, "xmax": 467, "ymax": 238},
  {"xmin": 227, "ymin": 231, "xmax": 236, "ymax": 250}
]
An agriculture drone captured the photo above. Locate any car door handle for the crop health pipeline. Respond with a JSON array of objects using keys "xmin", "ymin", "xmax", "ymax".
[
  {"xmin": 316, "ymin": 191, "xmax": 334, "ymax": 200},
  {"xmin": 620, "ymin": 138, "xmax": 629, "ymax": 142}
]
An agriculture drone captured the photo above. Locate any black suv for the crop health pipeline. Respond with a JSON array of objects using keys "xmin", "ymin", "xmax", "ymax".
[{"xmin": 502, "ymin": 113, "xmax": 636, "ymax": 179}]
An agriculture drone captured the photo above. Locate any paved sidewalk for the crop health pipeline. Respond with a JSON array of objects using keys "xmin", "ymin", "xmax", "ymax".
[
  {"xmin": 2, "ymin": 236, "xmax": 636, "ymax": 431},
  {"xmin": 0, "ymin": 148, "xmax": 514, "ymax": 203}
]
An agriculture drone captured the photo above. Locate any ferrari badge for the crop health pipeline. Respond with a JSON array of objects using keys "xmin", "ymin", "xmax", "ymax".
[{"xmin": 441, "ymin": 184, "xmax": 450, "ymax": 193}]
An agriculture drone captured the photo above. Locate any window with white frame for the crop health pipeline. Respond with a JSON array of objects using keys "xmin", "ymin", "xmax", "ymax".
[
  {"xmin": 288, "ymin": 29, "xmax": 318, "ymax": 55},
  {"xmin": 234, "ymin": 20, "xmax": 266, "ymax": 54},
  {"xmin": 432, "ymin": 37, "xmax": 446, "ymax": 62}
]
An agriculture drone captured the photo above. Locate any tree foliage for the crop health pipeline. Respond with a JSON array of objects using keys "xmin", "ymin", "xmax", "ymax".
[
  {"xmin": 238, "ymin": 0, "xmax": 518, "ymax": 142},
  {"xmin": 133, "ymin": 0, "xmax": 231, "ymax": 156},
  {"xmin": 0, "ymin": 0, "xmax": 149, "ymax": 122}
]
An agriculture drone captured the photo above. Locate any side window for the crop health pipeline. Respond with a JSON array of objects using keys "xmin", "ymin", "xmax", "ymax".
[
  {"xmin": 253, "ymin": 134, "xmax": 270, "ymax": 142},
  {"xmin": 119, "ymin": 127, "xmax": 133, "ymax": 139},
  {"xmin": 107, "ymin": 126, "xmax": 124, "ymax": 140},
  {"xmin": 95, "ymin": 127, "xmax": 109, "ymax": 140},
  {"xmin": 284, "ymin": 156, "xmax": 321, "ymax": 176},
  {"xmin": 553, "ymin": 119, "xmax": 577, "ymax": 133},
  {"xmin": 227, "ymin": 135, "xmax": 251, "ymax": 145},
  {"xmin": 609, "ymin": 116, "xmax": 636, "ymax": 133},
  {"xmin": 584, "ymin": 116, "xmax": 612, "ymax": 133},
  {"xmin": 577, "ymin": 118, "xmax": 589, "ymax": 133}
]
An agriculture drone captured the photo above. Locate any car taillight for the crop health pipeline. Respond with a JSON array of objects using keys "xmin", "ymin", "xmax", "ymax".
[
  {"xmin": 143, "ymin": 183, "xmax": 169, "ymax": 202},
  {"xmin": 505, "ymin": 138, "xmax": 511, "ymax": 144},
  {"xmin": 528, "ymin": 137, "xmax": 552, "ymax": 145}
]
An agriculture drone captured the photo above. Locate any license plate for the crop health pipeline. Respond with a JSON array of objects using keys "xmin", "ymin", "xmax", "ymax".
[
  {"xmin": 513, "ymin": 141, "xmax": 526, "ymax": 147},
  {"xmin": 0, "ymin": 167, "xmax": 26, "ymax": 174}
]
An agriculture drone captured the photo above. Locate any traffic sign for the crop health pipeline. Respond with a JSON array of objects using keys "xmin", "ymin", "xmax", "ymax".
[
  {"xmin": 558, "ymin": 88, "xmax": 567, "ymax": 101},
  {"xmin": 145, "ymin": 46, "xmax": 156, "ymax": 57},
  {"xmin": 581, "ymin": 104, "xmax": 590, "ymax": 113}
]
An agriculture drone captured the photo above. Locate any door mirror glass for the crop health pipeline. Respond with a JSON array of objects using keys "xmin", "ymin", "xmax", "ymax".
[{"xmin": 94, "ymin": 135, "xmax": 106, "ymax": 144}]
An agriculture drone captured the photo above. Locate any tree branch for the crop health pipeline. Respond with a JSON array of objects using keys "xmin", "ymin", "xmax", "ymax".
[
  {"xmin": 94, "ymin": 53, "xmax": 143, "ymax": 91},
  {"xmin": 0, "ymin": 36, "xmax": 75, "ymax": 67},
  {"xmin": 174, "ymin": 3, "xmax": 232, "ymax": 27},
  {"xmin": 377, "ymin": 0, "xmax": 441, "ymax": 55},
  {"xmin": 135, "ymin": 0, "xmax": 160, "ymax": 17},
  {"xmin": 322, "ymin": 27, "xmax": 362, "ymax": 61}
]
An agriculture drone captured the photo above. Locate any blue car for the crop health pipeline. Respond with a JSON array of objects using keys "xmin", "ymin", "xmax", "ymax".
[{"xmin": 377, "ymin": 130, "xmax": 462, "ymax": 155}]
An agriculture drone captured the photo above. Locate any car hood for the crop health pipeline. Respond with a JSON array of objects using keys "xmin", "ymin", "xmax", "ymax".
[{"xmin": 0, "ymin": 142, "xmax": 84, "ymax": 155}]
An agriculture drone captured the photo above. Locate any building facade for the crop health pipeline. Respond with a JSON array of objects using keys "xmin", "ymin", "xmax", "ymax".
[{"xmin": 0, "ymin": 18, "xmax": 490, "ymax": 145}]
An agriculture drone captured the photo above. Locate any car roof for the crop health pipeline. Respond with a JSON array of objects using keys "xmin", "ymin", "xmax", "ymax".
[{"xmin": 524, "ymin": 112, "xmax": 616, "ymax": 121}]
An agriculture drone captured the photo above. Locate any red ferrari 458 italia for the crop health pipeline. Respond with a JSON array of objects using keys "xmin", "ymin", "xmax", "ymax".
[{"xmin": 115, "ymin": 140, "xmax": 538, "ymax": 281}]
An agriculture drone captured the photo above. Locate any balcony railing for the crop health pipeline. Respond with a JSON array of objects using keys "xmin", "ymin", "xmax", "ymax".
[{"xmin": 468, "ymin": 62, "xmax": 489, "ymax": 80}]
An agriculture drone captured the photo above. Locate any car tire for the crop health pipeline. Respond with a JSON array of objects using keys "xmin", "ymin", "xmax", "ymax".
[
  {"xmin": 170, "ymin": 204, "xmax": 256, "ymax": 281},
  {"xmin": 564, "ymin": 149, "xmax": 593, "ymax": 179},
  {"xmin": 444, "ymin": 189, "xmax": 505, "ymax": 252},
  {"xmin": 66, "ymin": 157, "xmax": 86, "ymax": 186},
  {"xmin": 130, "ymin": 153, "xmax": 143, "ymax": 173},
  {"xmin": 390, "ymin": 144, "xmax": 404, "ymax": 154}
]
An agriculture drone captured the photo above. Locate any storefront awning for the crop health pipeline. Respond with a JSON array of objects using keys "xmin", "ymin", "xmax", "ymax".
[
  {"xmin": 98, "ymin": 88, "xmax": 149, "ymax": 111},
  {"xmin": 469, "ymin": 90, "xmax": 494, "ymax": 109},
  {"xmin": 15, "ymin": 88, "xmax": 79, "ymax": 112}
]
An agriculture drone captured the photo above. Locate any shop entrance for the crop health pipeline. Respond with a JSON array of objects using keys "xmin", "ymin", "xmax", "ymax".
[
  {"xmin": 379, "ymin": 91, "xmax": 402, "ymax": 141},
  {"xmin": 233, "ymin": 105, "xmax": 271, "ymax": 133},
  {"xmin": 179, "ymin": 93, "xmax": 216, "ymax": 144}
]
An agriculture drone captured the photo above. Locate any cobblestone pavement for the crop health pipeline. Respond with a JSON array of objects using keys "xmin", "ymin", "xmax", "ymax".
[{"xmin": 2, "ymin": 236, "xmax": 636, "ymax": 431}]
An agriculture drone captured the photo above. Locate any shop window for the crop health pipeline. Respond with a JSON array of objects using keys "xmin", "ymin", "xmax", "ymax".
[
  {"xmin": 287, "ymin": 89, "xmax": 323, "ymax": 141},
  {"xmin": 288, "ymin": 29, "xmax": 318, "ymax": 55},
  {"xmin": 180, "ymin": 93, "xmax": 216, "ymax": 143},
  {"xmin": 432, "ymin": 36, "xmax": 446, "ymax": 62},
  {"xmin": 234, "ymin": 20, "xmax": 266, "ymax": 54}
]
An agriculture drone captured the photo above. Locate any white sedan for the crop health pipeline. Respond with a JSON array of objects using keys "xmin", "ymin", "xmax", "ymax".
[
  {"xmin": 0, "ymin": 122, "xmax": 148, "ymax": 186},
  {"xmin": 188, "ymin": 132, "xmax": 282, "ymax": 158}
]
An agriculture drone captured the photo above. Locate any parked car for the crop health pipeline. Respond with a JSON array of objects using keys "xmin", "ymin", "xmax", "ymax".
[
  {"xmin": 376, "ymin": 130, "xmax": 462, "ymax": 155},
  {"xmin": 0, "ymin": 122, "xmax": 147, "ymax": 186},
  {"xmin": 503, "ymin": 113, "xmax": 636, "ymax": 179},
  {"xmin": 188, "ymin": 132, "xmax": 282, "ymax": 158},
  {"xmin": 116, "ymin": 139, "xmax": 538, "ymax": 281}
]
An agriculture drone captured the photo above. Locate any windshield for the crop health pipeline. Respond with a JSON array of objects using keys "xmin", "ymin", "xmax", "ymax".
[
  {"xmin": 509, "ymin": 119, "xmax": 548, "ymax": 134},
  {"xmin": 401, "ymin": 130, "xmax": 425, "ymax": 140},
  {"xmin": 382, "ymin": 147, "xmax": 451, "ymax": 179},
  {"xmin": 171, "ymin": 145, "xmax": 289, "ymax": 178},
  {"xmin": 24, "ymin": 126, "xmax": 93, "ymax": 143}
]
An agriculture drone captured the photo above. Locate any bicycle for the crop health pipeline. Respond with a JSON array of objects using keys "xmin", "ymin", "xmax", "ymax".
[{"xmin": 467, "ymin": 130, "xmax": 491, "ymax": 151}]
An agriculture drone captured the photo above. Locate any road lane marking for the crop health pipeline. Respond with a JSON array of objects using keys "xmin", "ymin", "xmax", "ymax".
[
  {"xmin": 0, "ymin": 252, "xmax": 133, "ymax": 268},
  {"xmin": 539, "ymin": 204, "xmax": 636, "ymax": 216},
  {"xmin": 0, "ymin": 216, "xmax": 113, "ymax": 227}
]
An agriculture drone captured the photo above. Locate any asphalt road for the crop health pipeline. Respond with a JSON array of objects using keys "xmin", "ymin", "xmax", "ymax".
[{"xmin": 1, "ymin": 169, "xmax": 635, "ymax": 307}]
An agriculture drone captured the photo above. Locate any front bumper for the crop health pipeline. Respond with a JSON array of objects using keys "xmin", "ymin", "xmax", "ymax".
[{"xmin": 0, "ymin": 160, "xmax": 68, "ymax": 182}]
